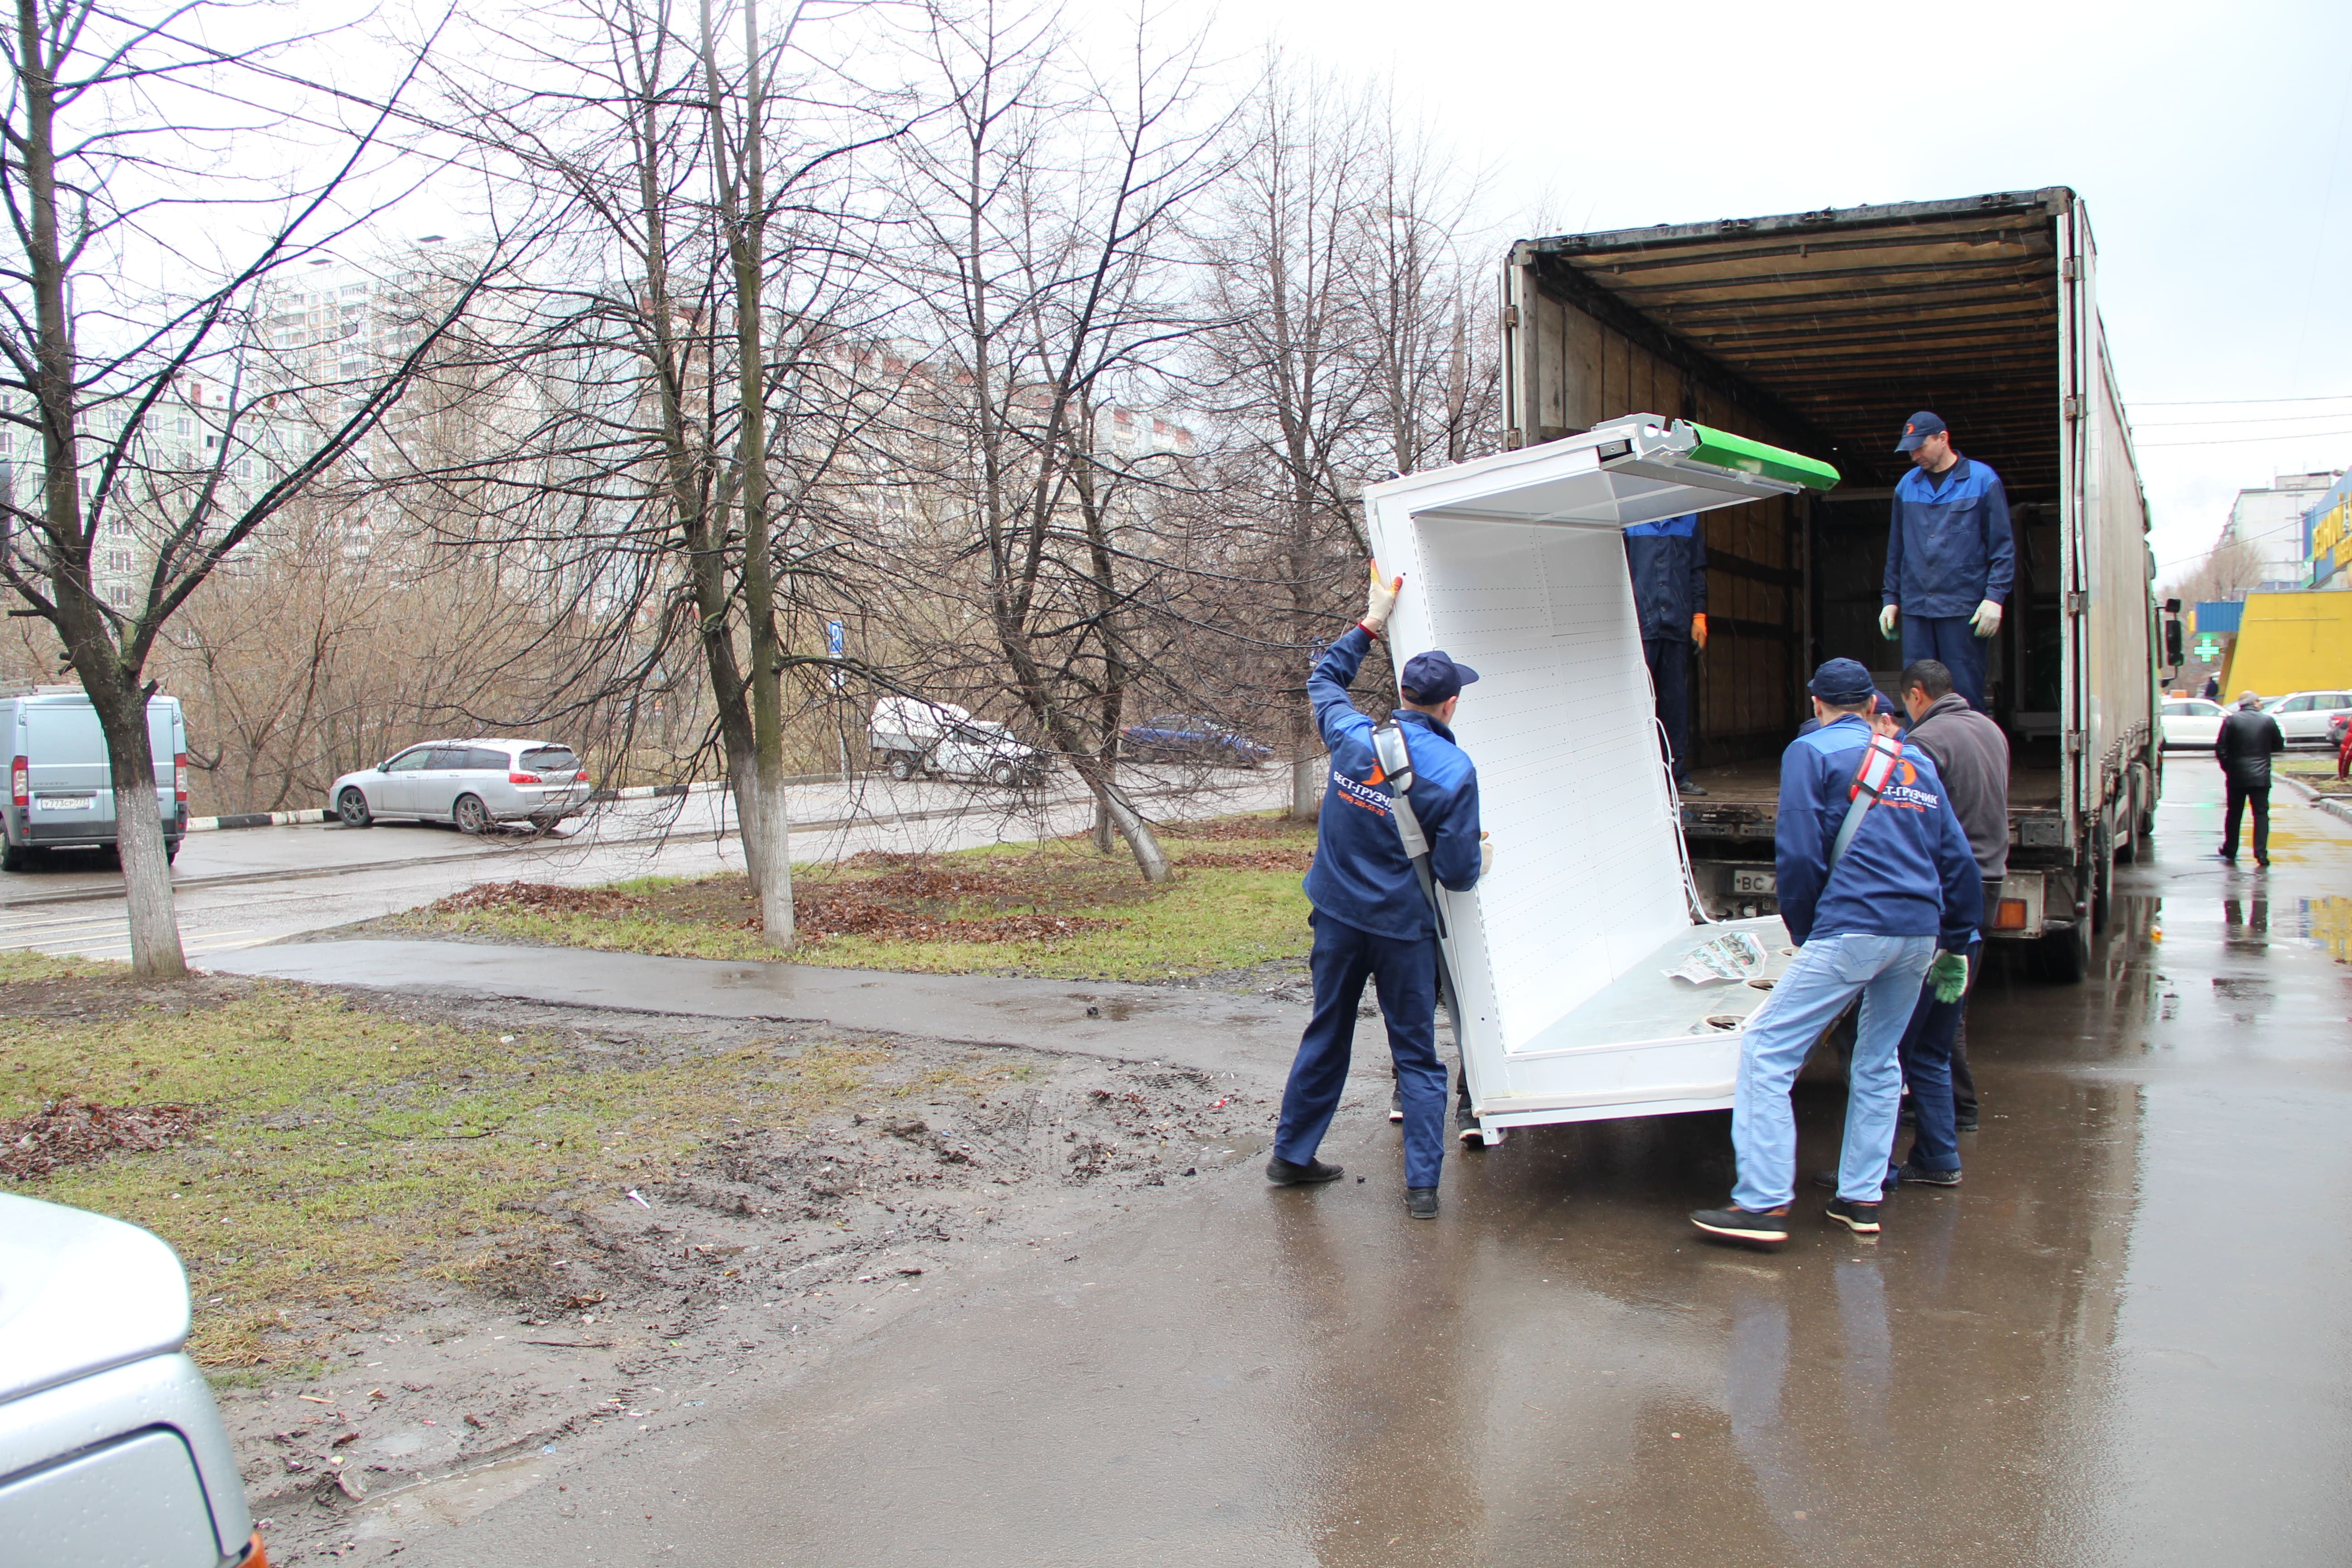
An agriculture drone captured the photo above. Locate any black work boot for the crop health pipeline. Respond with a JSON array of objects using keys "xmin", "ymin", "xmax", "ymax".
[
  {"xmin": 1406, "ymin": 1186, "xmax": 1439, "ymax": 1220},
  {"xmin": 1264, "ymin": 1156, "xmax": 1343, "ymax": 1186}
]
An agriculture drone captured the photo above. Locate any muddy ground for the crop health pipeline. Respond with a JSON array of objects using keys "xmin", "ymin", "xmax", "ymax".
[{"xmin": 218, "ymin": 982, "xmax": 1305, "ymax": 1564}]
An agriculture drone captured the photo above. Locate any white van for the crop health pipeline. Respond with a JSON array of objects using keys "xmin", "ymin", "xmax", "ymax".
[{"xmin": 0, "ymin": 687, "xmax": 188, "ymax": 871}]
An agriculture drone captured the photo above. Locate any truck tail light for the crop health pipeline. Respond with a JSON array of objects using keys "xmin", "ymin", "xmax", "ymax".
[
  {"xmin": 10, "ymin": 757, "xmax": 24, "ymax": 807},
  {"xmin": 575, "ymin": 769, "xmax": 589, "ymax": 783},
  {"xmin": 509, "ymin": 771, "xmax": 544, "ymax": 785},
  {"xmin": 174, "ymin": 752, "xmax": 189, "ymax": 804},
  {"xmin": 1993, "ymin": 898, "xmax": 2029, "ymax": 931}
]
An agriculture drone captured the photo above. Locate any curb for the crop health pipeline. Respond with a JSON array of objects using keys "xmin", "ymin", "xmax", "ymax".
[
  {"xmin": 184, "ymin": 808, "xmax": 330, "ymax": 833},
  {"xmin": 2280, "ymin": 772, "xmax": 2352, "ymax": 828},
  {"xmin": 183, "ymin": 772, "xmax": 882, "ymax": 834}
]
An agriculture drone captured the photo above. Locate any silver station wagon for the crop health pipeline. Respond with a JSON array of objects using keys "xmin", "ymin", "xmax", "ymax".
[{"xmin": 329, "ymin": 738, "xmax": 591, "ymax": 833}]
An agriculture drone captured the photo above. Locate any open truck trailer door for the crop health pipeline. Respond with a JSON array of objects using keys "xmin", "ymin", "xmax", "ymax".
[
  {"xmin": 1499, "ymin": 188, "xmax": 2161, "ymax": 985},
  {"xmin": 1362, "ymin": 416, "xmax": 1838, "ymax": 1139}
]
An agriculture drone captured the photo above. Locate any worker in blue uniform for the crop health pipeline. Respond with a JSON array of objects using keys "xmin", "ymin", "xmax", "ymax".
[
  {"xmin": 1880, "ymin": 412, "xmax": 2014, "ymax": 713},
  {"xmin": 1623, "ymin": 512, "xmax": 1710, "ymax": 795},
  {"xmin": 1690, "ymin": 658, "xmax": 1982, "ymax": 1248},
  {"xmin": 1268, "ymin": 564, "xmax": 1483, "ymax": 1221}
]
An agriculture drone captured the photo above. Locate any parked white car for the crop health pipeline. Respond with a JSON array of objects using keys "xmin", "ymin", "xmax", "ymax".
[
  {"xmin": 0, "ymin": 1194, "xmax": 264, "ymax": 1567},
  {"xmin": 2159, "ymin": 697, "xmax": 2227, "ymax": 749},
  {"xmin": 2263, "ymin": 689, "xmax": 2352, "ymax": 747},
  {"xmin": 330, "ymin": 738, "xmax": 591, "ymax": 832},
  {"xmin": 867, "ymin": 697, "xmax": 1049, "ymax": 787}
]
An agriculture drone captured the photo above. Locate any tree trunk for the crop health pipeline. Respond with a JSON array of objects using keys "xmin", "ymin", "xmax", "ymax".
[
  {"xmin": 90, "ymin": 682, "xmax": 185, "ymax": 978},
  {"xmin": 1289, "ymin": 749, "xmax": 1324, "ymax": 820},
  {"xmin": 727, "ymin": 734, "xmax": 764, "ymax": 894},
  {"xmin": 1091, "ymin": 792, "xmax": 1116, "ymax": 854},
  {"xmin": 1075, "ymin": 758, "xmax": 1168, "ymax": 882}
]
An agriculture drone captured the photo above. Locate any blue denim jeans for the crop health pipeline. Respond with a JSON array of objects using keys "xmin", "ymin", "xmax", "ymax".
[{"xmin": 1731, "ymin": 932, "xmax": 1938, "ymax": 1210}]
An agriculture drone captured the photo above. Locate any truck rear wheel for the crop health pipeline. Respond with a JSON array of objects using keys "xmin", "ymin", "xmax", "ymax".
[
  {"xmin": 0, "ymin": 840, "xmax": 30, "ymax": 873},
  {"xmin": 886, "ymin": 753, "xmax": 914, "ymax": 782}
]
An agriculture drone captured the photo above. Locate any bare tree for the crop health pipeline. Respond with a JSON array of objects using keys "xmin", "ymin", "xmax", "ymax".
[
  {"xmin": 0, "ymin": 2, "xmax": 504, "ymax": 974},
  {"xmin": 891, "ymin": 0, "xmax": 1231, "ymax": 883},
  {"xmin": 1191, "ymin": 60, "xmax": 1380, "ymax": 819}
]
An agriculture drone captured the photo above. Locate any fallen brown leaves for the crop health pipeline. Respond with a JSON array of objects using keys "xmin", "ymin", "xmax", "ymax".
[
  {"xmin": 431, "ymin": 882, "xmax": 649, "ymax": 916},
  {"xmin": 1169, "ymin": 847, "xmax": 1314, "ymax": 872},
  {"xmin": 784, "ymin": 888, "xmax": 1123, "ymax": 946},
  {"xmin": 0, "ymin": 1095, "xmax": 206, "ymax": 1180}
]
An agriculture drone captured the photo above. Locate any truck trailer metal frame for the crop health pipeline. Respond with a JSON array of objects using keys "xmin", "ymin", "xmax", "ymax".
[{"xmin": 1498, "ymin": 188, "xmax": 2163, "ymax": 981}]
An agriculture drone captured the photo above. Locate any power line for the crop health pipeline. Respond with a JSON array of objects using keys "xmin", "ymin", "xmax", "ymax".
[
  {"xmin": 2136, "ymin": 429, "xmax": 2352, "ymax": 449},
  {"xmin": 2135, "ymin": 411, "xmax": 2352, "ymax": 428},
  {"xmin": 2132, "ymin": 393, "xmax": 2352, "ymax": 407}
]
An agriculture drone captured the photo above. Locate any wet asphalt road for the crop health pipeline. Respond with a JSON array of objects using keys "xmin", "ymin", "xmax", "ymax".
[{"xmin": 398, "ymin": 765, "xmax": 2352, "ymax": 1567}]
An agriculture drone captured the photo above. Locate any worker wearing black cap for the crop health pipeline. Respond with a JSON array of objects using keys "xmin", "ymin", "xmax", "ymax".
[
  {"xmin": 1267, "ymin": 564, "xmax": 1484, "ymax": 1221},
  {"xmin": 1881, "ymin": 412, "xmax": 2014, "ymax": 713},
  {"xmin": 1690, "ymin": 657, "xmax": 1981, "ymax": 1249}
]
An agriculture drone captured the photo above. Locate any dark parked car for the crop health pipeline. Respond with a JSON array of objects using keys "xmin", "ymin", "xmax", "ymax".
[{"xmin": 1121, "ymin": 715, "xmax": 1271, "ymax": 767}]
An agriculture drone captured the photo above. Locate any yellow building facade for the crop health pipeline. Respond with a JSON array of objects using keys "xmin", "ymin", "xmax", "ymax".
[{"xmin": 2221, "ymin": 590, "xmax": 2352, "ymax": 697}]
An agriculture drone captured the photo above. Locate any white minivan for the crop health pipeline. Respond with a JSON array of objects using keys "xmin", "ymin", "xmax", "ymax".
[{"xmin": 0, "ymin": 687, "xmax": 188, "ymax": 872}]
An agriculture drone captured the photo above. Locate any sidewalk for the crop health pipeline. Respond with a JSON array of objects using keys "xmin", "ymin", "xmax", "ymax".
[{"xmin": 205, "ymin": 939, "xmax": 1311, "ymax": 1081}]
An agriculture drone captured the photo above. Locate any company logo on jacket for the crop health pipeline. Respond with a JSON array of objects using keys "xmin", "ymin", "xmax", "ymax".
[{"xmin": 1332, "ymin": 760, "xmax": 1392, "ymax": 818}]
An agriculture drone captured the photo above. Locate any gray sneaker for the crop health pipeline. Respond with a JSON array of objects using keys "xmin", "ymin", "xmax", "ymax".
[{"xmin": 1406, "ymin": 1187, "xmax": 1439, "ymax": 1220}]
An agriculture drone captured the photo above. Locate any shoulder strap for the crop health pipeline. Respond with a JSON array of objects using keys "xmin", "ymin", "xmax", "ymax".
[
  {"xmin": 1371, "ymin": 719, "xmax": 1446, "ymax": 936},
  {"xmin": 1829, "ymin": 733, "xmax": 1905, "ymax": 868}
]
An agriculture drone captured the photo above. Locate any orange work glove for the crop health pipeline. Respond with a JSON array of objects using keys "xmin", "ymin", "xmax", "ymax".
[{"xmin": 1690, "ymin": 612, "xmax": 1708, "ymax": 649}]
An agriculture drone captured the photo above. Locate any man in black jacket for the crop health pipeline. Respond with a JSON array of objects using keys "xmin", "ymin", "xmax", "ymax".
[
  {"xmin": 1623, "ymin": 513, "xmax": 1709, "ymax": 796},
  {"xmin": 2215, "ymin": 691, "xmax": 2285, "ymax": 866}
]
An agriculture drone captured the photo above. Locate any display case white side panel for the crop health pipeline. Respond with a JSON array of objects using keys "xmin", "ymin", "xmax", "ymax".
[{"xmin": 1367, "ymin": 503, "xmax": 1692, "ymax": 1056}]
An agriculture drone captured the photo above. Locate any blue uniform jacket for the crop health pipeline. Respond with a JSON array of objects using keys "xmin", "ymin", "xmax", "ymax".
[
  {"xmin": 1881, "ymin": 456, "xmax": 2015, "ymax": 619},
  {"xmin": 1774, "ymin": 715, "xmax": 1982, "ymax": 951},
  {"xmin": 1622, "ymin": 513, "xmax": 1707, "ymax": 642},
  {"xmin": 1300, "ymin": 625, "xmax": 1482, "ymax": 941}
]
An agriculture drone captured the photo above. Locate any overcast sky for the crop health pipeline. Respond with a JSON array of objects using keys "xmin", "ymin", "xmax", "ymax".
[{"xmin": 1201, "ymin": 0, "xmax": 2352, "ymax": 584}]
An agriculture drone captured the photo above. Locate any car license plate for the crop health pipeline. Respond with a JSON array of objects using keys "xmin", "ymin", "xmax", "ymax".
[
  {"xmin": 1731, "ymin": 868, "xmax": 1776, "ymax": 895},
  {"xmin": 36, "ymin": 796, "xmax": 95, "ymax": 811}
]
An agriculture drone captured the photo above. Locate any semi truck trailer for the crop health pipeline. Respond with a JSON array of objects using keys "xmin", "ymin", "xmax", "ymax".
[{"xmin": 1500, "ymin": 187, "xmax": 2163, "ymax": 981}]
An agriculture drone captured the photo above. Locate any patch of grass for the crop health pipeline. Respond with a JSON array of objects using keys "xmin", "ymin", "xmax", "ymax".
[
  {"xmin": 2278, "ymin": 755, "xmax": 2350, "ymax": 792},
  {"xmin": 0, "ymin": 951, "xmax": 934, "ymax": 1366},
  {"xmin": 392, "ymin": 811, "xmax": 1322, "ymax": 982}
]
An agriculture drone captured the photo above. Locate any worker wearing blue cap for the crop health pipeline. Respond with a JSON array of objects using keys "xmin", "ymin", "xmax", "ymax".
[
  {"xmin": 1690, "ymin": 657, "xmax": 1982, "ymax": 1249},
  {"xmin": 1267, "ymin": 564, "xmax": 1484, "ymax": 1221},
  {"xmin": 1881, "ymin": 412, "xmax": 2014, "ymax": 713}
]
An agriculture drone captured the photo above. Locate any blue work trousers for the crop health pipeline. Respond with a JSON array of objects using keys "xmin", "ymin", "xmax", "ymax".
[
  {"xmin": 1900, "ymin": 614, "xmax": 1989, "ymax": 713},
  {"xmin": 1275, "ymin": 911, "xmax": 1448, "ymax": 1188},
  {"xmin": 1895, "ymin": 937, "xmax": 1981, "ymax": 1173},
  {"xmin": 1644, "ymin": 637, "xmax": 1693, "ymax": 784},
  {"xmin": 1731, "ymin": 932, "xmax": 1937, "ymax": 1210}
]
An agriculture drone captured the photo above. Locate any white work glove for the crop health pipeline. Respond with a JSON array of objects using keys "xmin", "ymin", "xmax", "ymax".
[
  {"xmin": 1878, "ymin": 604, "xmax": 1898, "ymax": 640},
  {"xmin": 1970, "ymin": 598, "xmax": 2004, "ymax": 638},
  {"xmin": 1478, "ymin": 833, "xmax": 1493, "ymax": 877},
  {"xmin": 1360, "ymin": 560, "xmax": 1402, "ymax": 637}
]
